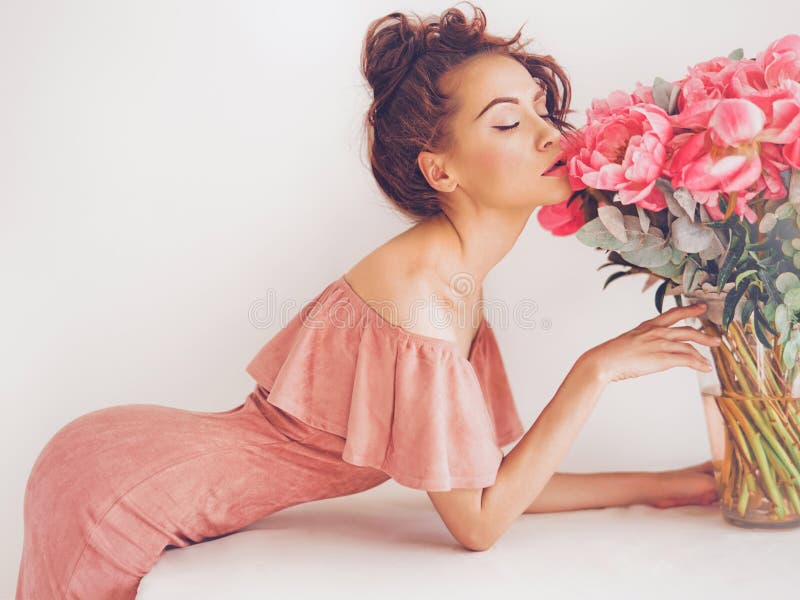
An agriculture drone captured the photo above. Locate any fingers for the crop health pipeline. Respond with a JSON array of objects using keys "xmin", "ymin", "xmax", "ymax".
[
  {"xmin": 645, "ymin": 303, "xmax": 708, "ymax": 328},
  {"xmin": 657, "ymin": 351, "xmax": 713, "ymax": 373},
  {"xmin": 660, "ymin": 326, "xmax": 722, "ymax": 348},
  {"xmin": 697, "ymin": 460, "xmax": 715, "ymax": 474},
  {"xmin": 658, "ymin": 341, "xmax": 712, "ymax": 367}
]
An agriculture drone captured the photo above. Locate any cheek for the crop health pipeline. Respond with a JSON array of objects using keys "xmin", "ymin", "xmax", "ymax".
[{"xmin": 473, "ymin": 144, "xmax": 526, "ymax": 177}]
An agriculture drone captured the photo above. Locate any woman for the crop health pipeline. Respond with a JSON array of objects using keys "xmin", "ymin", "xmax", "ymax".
[{"xmin": 16, "ymin": 3, "xmax": 722, "ymax": 598}]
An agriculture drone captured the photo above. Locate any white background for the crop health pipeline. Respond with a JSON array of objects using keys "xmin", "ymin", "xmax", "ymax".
[{"xmin": 2, "ymin": 0, "xmax": 797, "ymax": 595}]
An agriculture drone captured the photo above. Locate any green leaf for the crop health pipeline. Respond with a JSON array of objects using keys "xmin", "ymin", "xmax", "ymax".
[
  {"xmin": 576, "ymin": 218, "xmax": 625, "ymax": 250},
  {"xmin": 717, "ymin": 226, "xmax": 748, "ymax": 290},
  {"xmin": 759, "ymin": 267, "xmax": 782, "ymax": 305},
  {"xmin": 776, "ymin": 272, "xmax": 800, "ymax": 293},
  {"xmin": 753, "ymin": 311, "xmax": 772, "ymax": 347},
  {"xmin": 776, "ymin": 303, "xmax": 791, "ymax": 345},
  {"xmin": 722, "ymin": 282, "xmax": 748, "ymax": 329},
  {"xmin": 755, "ymin": 303, "xmax": 778, "ymax": 336},
  {"xmin": 741, "ymin": 296, "xmax": 756, "ymax": 325},
  {"xmin": 652, "ymin": 77, "xmax": 676, "ymax": 114},
  {"xmin": 775, "ymin": 203, "xmax": 796, "ymax": 220},
  {"xmin": 603, "ymin": 270, "xmax": 628, "ymax": 290},
  {"xmin": 785, "ymin": 287, "xmax": 800, "ymax": 312},
  {"xmin": 735, "ymin": 269, "xmax": 758, "ymax": 288},
  {"xmin": 728, "ymin": 48, "xmax": 744, "ymax": 60},
  {"xmin": 783, "ymin": 338, "xmax": 799, "ymax": 372},
  {"xmin": 655, "ymin": 279, "xmax": 669, "ymax": 314}
]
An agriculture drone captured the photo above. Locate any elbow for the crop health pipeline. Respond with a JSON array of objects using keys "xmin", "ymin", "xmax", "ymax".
[{"xmin": 461, "ymin": 524, "xmax": 495, "ymax": 552}]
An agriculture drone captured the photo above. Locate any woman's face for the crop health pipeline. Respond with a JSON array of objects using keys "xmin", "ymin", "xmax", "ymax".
[{"xmin": 429, "ymin": 53, "xmax": 572, "ymax": 211}]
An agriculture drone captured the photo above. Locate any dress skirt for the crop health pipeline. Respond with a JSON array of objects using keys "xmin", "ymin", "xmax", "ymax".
[{"xmin": 15, "ymin": 386, "xmax": 390, "ymax": 599}]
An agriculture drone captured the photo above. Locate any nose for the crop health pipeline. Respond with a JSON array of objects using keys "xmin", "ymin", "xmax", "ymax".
[{"xmin": 535, "ymin": 118, "xmax": 562, "ymax": 152}]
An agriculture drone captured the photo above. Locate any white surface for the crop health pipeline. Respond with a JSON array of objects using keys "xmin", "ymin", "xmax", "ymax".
[
  {"xmin": 138, "ymin": 479, "xmax": 799, "ymax": 600},
  {"xmin": 4, "ymin": 0, "xmax": 799, "ymax": 596}
]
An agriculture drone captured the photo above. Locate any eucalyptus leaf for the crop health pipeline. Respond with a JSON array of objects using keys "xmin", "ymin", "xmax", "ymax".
[
  {"xmin": 783, "ymin": 338, "xmax": 799, "ymax": 372},
  {"xmin": 671, "ymin": 216, "xmax": 716, "ymax": 253},
  {"xmin": 616, "ymin": 215, "xmax": 654, "ymax": 252},
  {"xmin": 728, "ymin": 48, "xmax": 744, "ymax": 60},
  {"xmin": 670, "ymin": 245, "xmax": 685, "ymax": 265},
  {"xmin": 619, "ymin": 224, "xmax": 673, "ymax": 267},
  {"xmin": 664, "ymin": 190, "xmax": 689, "ymax": 219},
  {"xmin": 673, "ymin": 188, "xmax": 697, "ymax": 220},
  {"xmin": 763, "ymin": 301, "xmax": 777, "ymax": 327},
  {"xmin": 689, "ymin": 269, "xmax": 708, "ymax": 293},
  {"xmin": 650, "ymin": 260, "xmax": 683, "ymax": 278},
  {"xmin": 682, "ymin": 260, "xmax": 698, "ymax": 293},
  {"xmin": 598, "ymin": 204, "xmax": 628, "ymax": 243},
  {"xmin": 576, "ymin": 217, "xmax": 626, "ymax": 250},
  {"xmin": 636, "ymin": 204, "xmax": 650, "ymax": 233},
  {"xmin": 785, "ymin": 287, "xmax": 800, "ymax": 312},
  {"xmin": 759, "ymin": 212, "xmax": 778, "ymax": 234},
  {"xmin": 699, "ymin": 234, "xmax": 725, "ymax": 260},
  {"xmin": 667, "ymin": 84, "xmax": 680, "ymax": 115},
  {"xmin": 776, "ymin": 272, "xmax": 800, "ymax": 293},
  {"xmin": 776, "ymin": 303, "xmax": 791, "ymax": 345},
  {"xmin": 652, "ymin": 77, "xmax": 676, "ymax": 113},
  {"xmin": 776, "ymin": 203, "xmax": 796, "ymax": 220},
  {"xmin": 789, "ymin": 168, "xmax": 800, "ymax": 207}
]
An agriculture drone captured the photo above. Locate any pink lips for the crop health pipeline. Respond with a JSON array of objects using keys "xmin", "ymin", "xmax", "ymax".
[
  {"xmin": 542, "ymin": 152, "xmax": 567, "ymax": 176},
  {"xmin": 542, "ymin": 163, "xmax": 568, "ymax": 177}
]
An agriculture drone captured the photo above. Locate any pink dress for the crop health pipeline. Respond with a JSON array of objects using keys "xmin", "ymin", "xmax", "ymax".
[{"xmin": 16, "ymin": 275, "xmax": 524, "ymax": 599}]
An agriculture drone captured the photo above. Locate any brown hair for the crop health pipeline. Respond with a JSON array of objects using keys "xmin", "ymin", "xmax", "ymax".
[{"xmin": 360, "ymin": 1, "xmax": 577, "ymax": 222}]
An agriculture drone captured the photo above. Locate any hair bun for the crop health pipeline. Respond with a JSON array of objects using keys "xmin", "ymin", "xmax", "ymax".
[{"xmin": 361, "ymin": 13, "xmax": 425, "ymax": 104}]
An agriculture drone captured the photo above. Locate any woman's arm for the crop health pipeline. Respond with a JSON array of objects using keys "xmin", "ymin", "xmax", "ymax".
[
  {"xmin": 522, "ymin": 470, "xmax": 656, "ymax": 514},
  {"xmin": 428, "ymin": 304, "xmax": 719, "ymax": 551},
  {"xmin": 523, "ymin": 460, "xmax": 719, "ymax": 514},
  {"xmin": 474, "ymin": 352, "xmax": 608, "ymax": 548}
]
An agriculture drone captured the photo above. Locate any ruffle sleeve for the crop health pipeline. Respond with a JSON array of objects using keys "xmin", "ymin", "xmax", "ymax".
[{"xmin": 245, "ymin": 277, "xmax": 525, "ymax": 492}]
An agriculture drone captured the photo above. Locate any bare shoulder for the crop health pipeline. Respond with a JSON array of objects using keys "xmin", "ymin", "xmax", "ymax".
[
  {"xmin": 344, "ymin": 221, "xmax": 483, "ymax": 355},
  {"xmin": 344, "ymin": 239, "xmax": 447, "ymax": 338}
]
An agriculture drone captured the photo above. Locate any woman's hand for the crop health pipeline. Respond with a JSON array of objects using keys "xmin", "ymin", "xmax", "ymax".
[
  {"xmin": 582, "ymin": 303, "xmax": 723, "ymax": 384},
  {"xmin": 645, "ymin": 460, "xmax": 719, "ymax": 509}
]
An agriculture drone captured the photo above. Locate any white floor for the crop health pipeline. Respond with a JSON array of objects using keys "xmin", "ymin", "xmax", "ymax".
[{"xmin": 138, "ymin": 479, "xmax": 799, "ymax": 600}]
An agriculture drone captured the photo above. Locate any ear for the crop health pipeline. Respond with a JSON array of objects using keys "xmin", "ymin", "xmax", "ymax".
[{"xmin": 417, "ymin": 151, "xmax": 458, "ymax": 193}]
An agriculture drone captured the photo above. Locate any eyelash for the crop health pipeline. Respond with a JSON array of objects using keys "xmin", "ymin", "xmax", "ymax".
[{"xmin": 494, "ymin": 114, "xmax": 554, "ymax": 131}]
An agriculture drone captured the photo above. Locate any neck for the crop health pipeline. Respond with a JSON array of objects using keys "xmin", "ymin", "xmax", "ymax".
[{"xmin": 421, "ymin": 205, "xmax": 533, "ymax": 294}]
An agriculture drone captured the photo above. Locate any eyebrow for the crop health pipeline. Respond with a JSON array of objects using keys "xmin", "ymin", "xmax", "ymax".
[{"xmin": 474, "ymin": 87, "xmax": 547, "ymax": 121}]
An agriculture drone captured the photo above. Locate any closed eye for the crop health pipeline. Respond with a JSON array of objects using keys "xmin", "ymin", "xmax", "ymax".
[
  {"xmin": 494, "ymin": 122, "xmax": 520, "ymax": 131},
  {"xmin": 494, "ymin": 113, "xmax": 554, "ymax": 131}
]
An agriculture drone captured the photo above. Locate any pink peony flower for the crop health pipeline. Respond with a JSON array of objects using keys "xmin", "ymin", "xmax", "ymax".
[
  {"xmin": 675, "ymin": 56, "xmax": 740, "ymax": 111},
  {"xmin": 756, "ymin": 34, "xmax": 800, "ymax": 88},
  {"xmin": 665, "ymin": 90, "xmax": 800, "ymax": 218},
  {"xmin": 568, "ymin": 103, "xmax": 672, "ymax": 211},
  {"xmin": 585, "ymin": 89, "xmax": 640, "ymax": 121},
  {"xmin": 728, "ymin": 60, "xmax": 769, "ymax": 97},
  {"xmin": 536, "ymin": 197, "xmax": 586, "ymax": 236}
]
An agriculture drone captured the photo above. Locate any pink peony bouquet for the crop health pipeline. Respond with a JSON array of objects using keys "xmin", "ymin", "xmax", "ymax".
[{"xmin": 539, "ymin": 34, "xmax": 800, "ymax": 370}]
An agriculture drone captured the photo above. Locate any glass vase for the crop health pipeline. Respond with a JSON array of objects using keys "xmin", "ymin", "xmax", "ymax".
[{"xmin": 683, "ymin": 292, "xmax": 800, "ymax": 529}]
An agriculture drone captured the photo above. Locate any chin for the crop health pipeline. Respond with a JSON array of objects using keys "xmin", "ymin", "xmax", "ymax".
[{"xmin": 541, "ymin": 182, "xmax": 574, "ymax": 205}]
